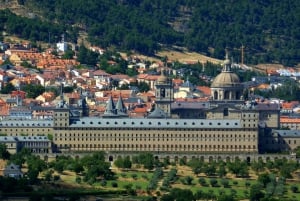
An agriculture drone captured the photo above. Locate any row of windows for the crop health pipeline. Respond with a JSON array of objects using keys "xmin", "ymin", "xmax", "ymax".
[
  {"xmin": 2, "ymin": 128, "xmax": 51, "ymax": 132},
  {"xmin": 56, "ymin": 137, "xmax": 256, "ymax": 142},
  {"xmin": 60, "ymin": 143, "xmax": 257, "ymax": 150},
  {"xmin": 55, "ymin": 113, "xmax": 68, "ymax": 116},
  {"xmin": 57, "ymin": 133, "xmax": 257, "ymax": 138},
  {"xmin": 243, "ymin": 124, "xmax": 257, "ymax": 127},
  {"xmin": 265, "ymin": 139, "xmax": 298, "ymax": 145},
  {"xmin": 75, "ymin": 121, "xmax": 240, "ymax": 126},
  {"xmin": 243, "ymin": 119, "xmax": 256, "ymax": 122},
  {"xmin": 1, "ymin": 123, "xmax": 52, "ymax": 127},
  {"xmin": 60, "ymin": 128, "xmax": 256, "ymax": 132},
  {"xmin": 243, "ymin": 114, "xmax": 257, "ymax": 118},
  {"xmin": 20, "ymin": 142, "xmax": 50, "ymax": 147}
]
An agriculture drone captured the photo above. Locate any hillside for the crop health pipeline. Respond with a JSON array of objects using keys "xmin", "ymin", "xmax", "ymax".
[{"xmin": 1, "ymin": 0, "xmax": 300, "ymax": 66}]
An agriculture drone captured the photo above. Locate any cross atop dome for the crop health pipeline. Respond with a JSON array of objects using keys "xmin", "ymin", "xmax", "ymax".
[{"xmin": 223, "ymin": 49, "xmax": 232, "ymax": 72}]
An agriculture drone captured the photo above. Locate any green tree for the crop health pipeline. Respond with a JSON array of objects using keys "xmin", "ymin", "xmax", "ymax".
[
  {"xmin": 73, "ymin": 162, "xmax": 84, "ymax": 174},
  {"xmin": 9, "ymin": 148, "xmax": 31, "ymax": 166},
  {"xmin": 27, "ymin": 168, "xmax": 39, "ymax": 184},
  {"xmin": 221, "ymin": 178, "xmax": 230, "ymax": 188},
  {"xmin": 43, "ymin": 170, "xmax": 53, "ymax": 182},
  {"xmin": 295, "ymin": 146, "xmax": 300, "ymax": 158},
  {"xmin": 0, "ymin": 143, "xmax": 10, "ymax": 160},
  {"xmin": 183, "ymin": 176, "xmax": 193, "ymax": 185},
  {"xmin": 217, "ymin": 164, "xmax": 227, "ymax": 178},
  {"xmin": 258, "ymin": 173, "xmax": 271, "ymax": 188},
  {"xmin": 227, "ymin": 159, "xmax": 248, "ymax": 177},
  {"xmin": 21, "ymin": 84, "xmax": 45, "ymax": 98},
  {"xmin": 131, "ymin": 81, "xmax": 150, "ymax": 93},
  {"xmin": 209, "ymin": 178, "xmax": 218, "ymax": 187},
  {"xmin": 1, "ymin": 83, "xmax": 16, "ymax": 94},
  {"xmin": 123, "ymin": 156, "xmax": 132, "ymax": 169},
  {"xmin": 290, "ymin": 185, "xmax": 298, "ymax": 193},
  {"xmin": 136, "ymin": 153, "xmax": 154, "ymax": 170},
  {"xmin": 63, "ymin": 86, "xmax": 74, "ymax": 93},
  {"xmin": 114, "ymin": 156, "xmax": 124, "ymax": 168},
  {"xmin": 62, "ymin": 49, "xmax": 74, "ymax": 59},
  {"xmin": 160, "ymin": 188, "xmax": 195, "ymax": 201},
  {"xmin": 187, "ymin": 158, "xmax": 202, "ymax": 176},
  {"xmin": 250, "ymin": 184, "xmax": 265, "ymax": 201},
  {"xmin": 77, "ymin": 44, "xmax": 98, "ymax": 66},
  {"xmin": 203, "ymin": 163, "xmax": 216, "ymax": 176},
  {"xmin": 251, "ymin": 159, "xmax": 265, "ymax": 173}
]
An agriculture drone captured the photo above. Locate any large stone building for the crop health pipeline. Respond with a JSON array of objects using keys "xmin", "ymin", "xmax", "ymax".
[{"xmin": 0, "ymin": 53, "xmax": 298, "ymax": 161}]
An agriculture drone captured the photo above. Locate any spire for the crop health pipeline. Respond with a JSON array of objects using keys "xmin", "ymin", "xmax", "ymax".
[
  {"xmin": 148, "ymin": 104, "xmax": 167, "ymax": 118},
  {"xmin": 116, "ymin": 95, "xmax": 127, "ymax": 116},
  {"xmin": 223, "ymin": 49, "xmax": 232, "ymax": 72},
  {"xmin": 103, "ymin": 96, "xmax": 117, "ymax": 117},
  {"xmin": 158, "ymin": 68, "xmax": 167, "ymax": 83}
]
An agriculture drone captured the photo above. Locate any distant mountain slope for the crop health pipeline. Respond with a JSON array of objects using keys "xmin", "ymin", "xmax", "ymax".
[{"xmin": 2, "ymin": 0, "xmax": 300, "ymax": 66}]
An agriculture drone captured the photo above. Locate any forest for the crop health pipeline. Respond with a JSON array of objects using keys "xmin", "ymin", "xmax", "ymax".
[{"xmin": 2, "ymin": 0, "xmax": 300, "ymax": 66}]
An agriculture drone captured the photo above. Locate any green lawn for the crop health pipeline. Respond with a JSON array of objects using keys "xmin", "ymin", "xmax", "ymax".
[
  {"xmin": 97, "ymin": 171, "xmax": 155, "ymax": 190},
  {"xmin": 58, "ymin": 168, "xmax": 300, "ymax": 200},
  {"xmin": 169, "ymin": 175, "xmax": 300, "ymax": 200}
]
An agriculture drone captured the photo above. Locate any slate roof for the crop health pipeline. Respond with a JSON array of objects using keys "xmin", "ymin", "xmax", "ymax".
[{"xmin": 273, "ymin": 130, "xmax": 300, "ymax": 138}]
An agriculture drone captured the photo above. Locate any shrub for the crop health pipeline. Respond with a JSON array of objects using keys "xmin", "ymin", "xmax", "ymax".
[
  {"xmin": 75, "ymin": 176, "xmax": 81, "ymax": 184},
  {"xmin": 131, "ymin": 173, "xmax": 138, "ymax": 180},
  {"xmin": 233, "ymin": 181, "xmax": 238, "ymax": 185},
  {"xmin": 245, "ymin": 181, "xmax": 251, "ymax": 188},
  {"xmin": 111, "ymin": 181, "xmax": 118, "ymax": 188},
  {"xmin": 291, "ymin": 185, "xmax": 298, "ymax": 193},
  {"xmin": 159, "ymin": 186, "xmax": 169, "ymax": 191},
  {"xmin": 221, "ymin": 178, "xmax": 230, "ymax": 188},
  {"xmin": 53, "ymin": 175, "xmax": 60, "ymax": 181},
  {"xmin": 199, "ymin": 177, "xmax": 207, "ymax": 186},
  {"xmin": 219, "ymin": 189, "xmax": 225, "ymax": 196},
  {"xmin": 230, "ymin": 189, "xmax": 237, "ymax": 197},
  {"xmin": 179, "ymin": 158, "xmax": 186, "ymax": 166},
  {"xmin": 100, "ymin": 180, "xmax": 107, "ymax": 186},
  {"xmin": 210, "ymin": 178, "xmax": 218, "ymax": 187},
  {"xmin": 142, "ymin": 174, "xmax": 148, "ymax": 180},
  {"xmin": 184, "ymin": 176, "xmax": 194, "ymax": 185}
]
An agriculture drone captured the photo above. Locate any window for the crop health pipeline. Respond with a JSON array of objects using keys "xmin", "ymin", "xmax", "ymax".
[{"xmin": 223, "ymin": 108, "xmax": 229, "ymax": 116}]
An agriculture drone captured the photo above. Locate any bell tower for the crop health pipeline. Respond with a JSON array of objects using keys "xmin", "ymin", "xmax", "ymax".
[
  {"xmin": 155, "ymin": 69, "xmax": 174, "ymax": 117},
  {"xmin": 53, "ymin": 83, "xmax": 70, "ymax": 128}
]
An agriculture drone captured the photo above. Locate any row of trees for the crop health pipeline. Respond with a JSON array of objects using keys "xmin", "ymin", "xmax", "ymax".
[
  {"xmin": 0, "ymin": 145, "xmax": 114, "ymax": 186},
  {"xmin": 254, "ymin": 79, "xmax": 300, "ymax": 101},
  {"xmin": 0, "ymin": 82, "xmax": 75, "ymax": 99},
  {"xmin": 114, "ymin": 153, "xmax": 299, "ymax": 180}
]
